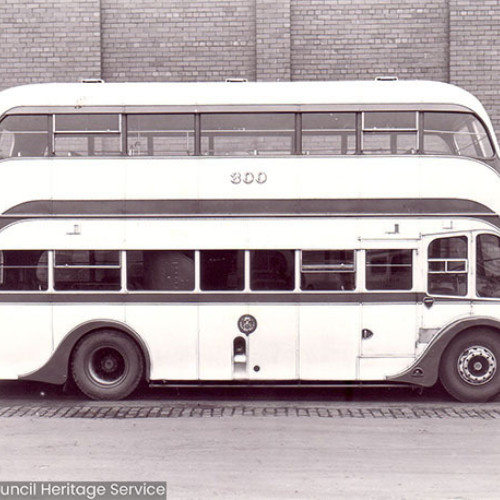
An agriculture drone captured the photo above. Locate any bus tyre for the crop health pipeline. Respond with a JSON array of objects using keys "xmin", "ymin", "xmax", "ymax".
[
  {"xmin": 439, "ymin": 330, "xmax": 500, "ymax": 403},
  {"xmin": 71, "ymin": 330, "xmax": 144, "ymax": 400}
]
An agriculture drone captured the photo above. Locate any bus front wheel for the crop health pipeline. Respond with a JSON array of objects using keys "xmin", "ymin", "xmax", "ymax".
[
  {"xmin": 439, "ymin": 329, "xmax": 500, "ymax": 402},
  {"xmin": 71, "ymin": 330, "xmax": 144, "ymax": 400}
]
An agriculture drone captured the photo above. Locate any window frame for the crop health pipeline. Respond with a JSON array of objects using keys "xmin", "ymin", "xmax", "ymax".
[
  {"xmin": 0, "ymin": 104, "xmax": 495, "ymax": 161},
  {"xmin": 427, "ymin": 235, "xmax": 469, "ymax": 297},
  {"xmin": 53, "ymin": 250, "xmax": 123, "ymax": 292},
  {"xmin": 300, "ymin": 249, "xmax": 357, "ymax": 292},
  {"xmin": 52, "ymin": 113, "xmax": 123, "ymax": 156},
  {"xmin": 364, "ymin": 248, "xmax": 414, "ymax": 291}
]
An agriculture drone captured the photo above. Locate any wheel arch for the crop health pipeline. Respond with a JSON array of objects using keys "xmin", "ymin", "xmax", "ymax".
[
  {"xmin": 388, "ymin": 316, "xmax": 500, "ymax": 387},
  {"xmin": 20, "ymin": 320, "xmax": 152, "ymax": 385}
]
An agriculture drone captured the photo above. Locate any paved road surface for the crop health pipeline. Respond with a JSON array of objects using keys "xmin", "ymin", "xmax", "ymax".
[{"xmin": 1, "ymin": 382, "xmax": 500, "ymax": 499}]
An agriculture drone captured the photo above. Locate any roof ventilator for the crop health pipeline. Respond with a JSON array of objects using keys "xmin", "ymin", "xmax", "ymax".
[
  {"xmin": 80, "ymin": 78, "xmax": 105, "ymax": 83},
  {"xmin": 375, "ymin": 76, "xmax": 398, "ymax": 81}
]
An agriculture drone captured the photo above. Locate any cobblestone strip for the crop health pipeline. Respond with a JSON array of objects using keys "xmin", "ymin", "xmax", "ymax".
[{"xmin": 1, "ymin": 404, "xmax": 500, "ymax": 419}]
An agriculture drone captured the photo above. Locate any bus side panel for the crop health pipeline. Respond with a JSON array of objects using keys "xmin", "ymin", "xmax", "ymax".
[
  {"xmin": 361, "ymin": 303, "xmax": 417, "ymax": 357},
  {"xmin": 198, "ymin": 304, "xmax": 299, "ymax": 381},
  {"xmin": 358, "ymin": 357, "xmax": 416, "ymax": 380},
  {"xmin": 359, "ymin": 303, "xmax": 418, "ymax": 380},
  {"xmin": 198, "ymin": 305, "xmax": 239, "ymax": 380},
  {"xmin": 244, "ymin": 305, "xmax": 298, "ymax": 380},
  {"xmin": 126, "ymin": 303, "xmax": 198, "ymax": 380},
  {"xmin": 0, "ymin": 303, "xmax": 52, "ymax": 379},
  {"xmin": 299, "ymin": 304, "xmax": 359, "ymax": 380},
  {"xmin": 0, "ymin": 161, "xmax": 51, "ymax": 215}
]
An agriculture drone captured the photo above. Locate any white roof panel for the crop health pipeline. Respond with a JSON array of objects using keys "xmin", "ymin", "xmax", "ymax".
[{"xmin": 0, "ymin": 79, "xmax": 487, "ymax": 111}]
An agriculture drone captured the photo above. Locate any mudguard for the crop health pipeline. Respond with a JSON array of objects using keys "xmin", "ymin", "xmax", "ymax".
[
  {"xmin": 19, "ymin": 320, "xmax": 151, "ymax": 385},
  {"xmin": 388, "ymin": 316, "xmax": 500, "ymax": 386}
]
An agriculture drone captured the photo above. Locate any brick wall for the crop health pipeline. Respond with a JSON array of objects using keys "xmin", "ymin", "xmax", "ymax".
[
  {"xmin": 0, "ymin": 0, "xmax": 500, "ymax": 131},
  {"xmin": 0, "ymin": 0, "xmax": 101, "ymax": 88},
  {"xmin": 101, "ymin": 0, "xmax": 256, "ymax": 82},
  {"xmin": 291, "ymin": 0, "xmax": 449, "ymax": 82},
  {"xmin": 450, "ymin": 1, "xmax": 500, "ymax": 135},
  {"xmin": 256, "ymin": 0, "xmax": 291, "ymax": 81}
]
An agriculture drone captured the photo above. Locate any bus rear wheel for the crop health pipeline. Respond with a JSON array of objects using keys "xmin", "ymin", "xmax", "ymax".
[
  {"xmin": 71, "ymin": 330, "xmax": 144, "ymax": 400},
  {"xmin": 439, "ymin": 329, "xmax": 500, "ymax": 402}
]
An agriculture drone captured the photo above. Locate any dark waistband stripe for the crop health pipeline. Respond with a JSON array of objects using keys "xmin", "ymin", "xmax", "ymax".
[
  {"xmin": 4, "ymin": 198, "xmax": 497, "ymax": 218},
  {"xmin": 0, "ymin": 291, "xmax": 477, "ymax": 304}
]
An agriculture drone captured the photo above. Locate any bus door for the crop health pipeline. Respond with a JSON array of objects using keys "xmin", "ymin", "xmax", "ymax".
[
  {"xmin": 419, "ymin": 233, "xmax": 472, "ymax": 348},
  {"xmin": 359, "ymin": 245, "xmax": 419, "ymax": 380}
]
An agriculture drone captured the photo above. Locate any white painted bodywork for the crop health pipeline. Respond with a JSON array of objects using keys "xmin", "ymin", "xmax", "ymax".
[
  {"xmin": 0, "ymin": 80, "xmax": 499, "ymax": 386},
  {"xmin": 0, "ymin": 216, "xmax": 498, "ymax": 384},
  {"xmin": 0, "ymin": 156, "xmax": 499, "ymax": 216}
]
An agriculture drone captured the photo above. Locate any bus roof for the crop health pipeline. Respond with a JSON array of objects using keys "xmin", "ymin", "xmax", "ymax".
[{"xmin": 0, "ymin": 79, "xmax": 491, "ymax": 120}]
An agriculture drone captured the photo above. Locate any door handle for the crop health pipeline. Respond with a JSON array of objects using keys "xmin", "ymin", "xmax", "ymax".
[
  {"xmin": 423, "ymin": 296, "xmax": 435, "ymax": 308},
  {"xmin": 362, "ymin": 328, "xmax": 374, "ymax": 340}
]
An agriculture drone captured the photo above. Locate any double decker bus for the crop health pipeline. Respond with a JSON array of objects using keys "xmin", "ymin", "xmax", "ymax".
[{"xmin": 1, "ymin": 78, "xmax": 500, "ymax": 401}]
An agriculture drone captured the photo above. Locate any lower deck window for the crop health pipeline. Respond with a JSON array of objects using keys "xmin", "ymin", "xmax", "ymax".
[
  {"xmin": 250, "ymin": 250, "xmax": 295, "ymax": 290},
  {"xmin": 0, "ymin": 250, "xmax": 48, "ymax": 291},
  {"xmin": 200, "ymin": 250, "xmax": 244, "ymax": 291},
  {"xmin": 366, "ymin": 249, "xmax": 412, "ymax": 290},
  {"xmin": 54, "ymin": 250, "xmax": 121, "ymax": 291},
  {"xmin": 127, "ymin": 250, "xmax": 195, "ymax": 291},
  {"xmin": 301, "ymin": 250, "xmax": 355, "ymax": 291}
]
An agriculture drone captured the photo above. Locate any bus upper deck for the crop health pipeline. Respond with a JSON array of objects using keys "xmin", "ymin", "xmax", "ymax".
[{"xmin": 0, "ymin": 79, "xmax": 497, "ymax": 166}]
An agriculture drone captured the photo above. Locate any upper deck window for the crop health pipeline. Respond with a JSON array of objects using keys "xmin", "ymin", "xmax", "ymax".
[
  {"xmin": 302, "ymin": 113, "xmax": 356, "ymax": 155},
  {"xmin": 423, "ymin": 112, "xmax": 494, "ymax": 159},
  {"xmin": 0, "ymin": 115, "xmax": 49, "ymax": 157},
  {"xmin": 201, "ymin": 113, "xmax": 295, "ymax": 156},
  {"xmin": 54, "ymin": 114, "xmax": 121, "ymax": 156},
  {"xmin": 127, "ymin": 114, "xmax": 195, "ymax": 156},
  {"xmin": 0, "ymin": 108, "xmax": 495, "ymax": 161},
  {"xmin": 362, "ymin": 112, "xmax": 418, "ymax": 154},
  {"xmin": 55, "ymin": 114, "xmax": 120, "ymax": 133}
]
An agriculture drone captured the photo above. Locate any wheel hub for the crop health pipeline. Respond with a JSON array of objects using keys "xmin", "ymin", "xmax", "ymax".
[
  {"xmin": 88, "ymin": 347, "xmax": 127, "ymax": 385},
  {"xmin": 457, "ymin": 346, "xmax": 497, "ymax": 385},
  {"xmin": 101, "ymin": 355, "xmax": 118, "ymax": 373}
]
